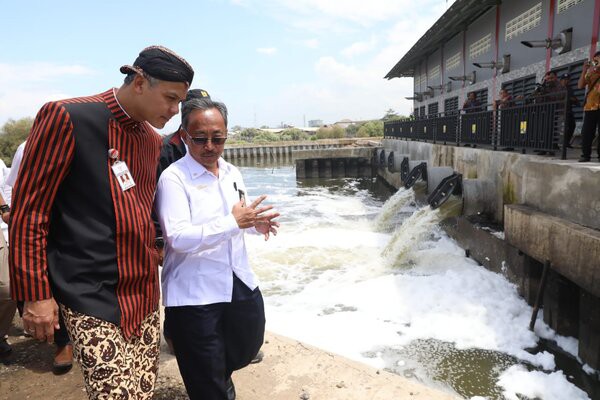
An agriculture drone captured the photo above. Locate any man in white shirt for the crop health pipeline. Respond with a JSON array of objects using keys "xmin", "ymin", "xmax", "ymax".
[{"xmin": 155, "ymin": 97, "xmax": 279, "ymax": 400}]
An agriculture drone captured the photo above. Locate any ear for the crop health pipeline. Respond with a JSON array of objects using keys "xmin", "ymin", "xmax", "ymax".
[
  {"xmin": 179, "ymin": 127, "xmax": 189, "ymax": 145},
  {"xmin": 133, "ymin": 74, "xmax": 146, "ymax": 94}
]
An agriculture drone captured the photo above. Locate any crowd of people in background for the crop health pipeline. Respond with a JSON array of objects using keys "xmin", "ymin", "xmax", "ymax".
[{"xmin": 460, "ymin": 53, "xmax": 600, "ymax": 161}]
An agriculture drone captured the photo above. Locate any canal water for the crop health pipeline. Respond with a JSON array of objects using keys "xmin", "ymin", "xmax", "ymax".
[{"xmin": 241, "ymin": 164, "xmax": 595, "ymax": 400}]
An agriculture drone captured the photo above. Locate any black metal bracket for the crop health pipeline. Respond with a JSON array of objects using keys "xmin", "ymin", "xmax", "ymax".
[
  {"xmin": 404, "ymin": 162, "xmax": 428, "ymax": 189},
  {"xmin": 400, "ymin": 157, "xmax": 409, "ymax": 181},
  {"xmin": 427, "ymin": 173, "xmax": 463, "ymax": 209}
]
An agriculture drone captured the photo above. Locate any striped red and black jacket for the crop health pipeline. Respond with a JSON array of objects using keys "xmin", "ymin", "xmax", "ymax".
[{"xmin": 9, "ymin": 89, "xmax": 162, "ymax": 338}]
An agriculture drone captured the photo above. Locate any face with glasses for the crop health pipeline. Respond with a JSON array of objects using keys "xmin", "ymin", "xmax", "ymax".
[{"xmin": 182, "ymin": 108, "xmax": 228, "ymax": 174}]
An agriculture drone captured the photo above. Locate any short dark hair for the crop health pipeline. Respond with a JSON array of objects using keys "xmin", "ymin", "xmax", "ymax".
[
  {"xmin": 594, "ymin": 50, "xmax": 600, "ymax": 58},
  {"xmin": 123, "ymin": 72, "xmax": 160, "ymax": 87},
  {"xmin": 182, "ymin": 98, "xmax": 229, "ymax": 129}
]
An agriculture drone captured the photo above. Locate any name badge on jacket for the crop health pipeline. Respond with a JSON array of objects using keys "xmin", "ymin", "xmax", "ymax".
[{"xmin": 112, "ymin": 161, "xmax": 136, "ymax": 191}]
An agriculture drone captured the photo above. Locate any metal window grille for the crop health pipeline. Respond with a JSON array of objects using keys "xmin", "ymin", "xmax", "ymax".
[
  {"xmin": 446, "ymin": 52, "xmax": 461, "ymax": 71},
  {"xmin": 469, "ymin": 33, "xmax": 492, "ymax": 60},
  {"xmin": 506, "ymin": 2, "xmax": 542, "ymax": 41},
  {"xmin": 502, "ymin": 74, "xmax": 538, "ymax": 100},
  {"xmin": 550, "ymin": 61, "xmax": 585, "ymax": 122},
  {"xmin": 444, "ymin": 97, "xmax": 459, "ymax": 114},
  {"xmin": 557, "ymin": 0, "xmax": 583, "ymax": 13},
  {"xmin": 428, "ymin": 102, "xmax": 439, "ymax": 116}
]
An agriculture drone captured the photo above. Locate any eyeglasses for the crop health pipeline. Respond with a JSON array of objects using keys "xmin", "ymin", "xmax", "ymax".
[{"xmin": 181, "ymin": 126, "xmax": 227, "ymax": 145}]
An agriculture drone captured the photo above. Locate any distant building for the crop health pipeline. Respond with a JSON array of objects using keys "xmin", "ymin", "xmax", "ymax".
[
  {"xmin": 333, "ymin": 119, "xmax": 368, "ymax": 129},
  {"xmin": 308, "ymin": 119, "xmax": 324, "ymax": 127},
  {"xmin": 385, "ymin": 0, "xmax": 599, "ymax": 122}
]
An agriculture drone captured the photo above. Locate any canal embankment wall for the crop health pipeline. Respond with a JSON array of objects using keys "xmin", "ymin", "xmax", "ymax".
[{"xmin": 378, "ymin": 138, "xmax": 600, "ymax": 369}]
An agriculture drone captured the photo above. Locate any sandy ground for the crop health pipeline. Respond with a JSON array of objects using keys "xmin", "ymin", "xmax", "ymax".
[{"xmin": 0, "ymin": 317, "xmax": 458, "ymax": 400}]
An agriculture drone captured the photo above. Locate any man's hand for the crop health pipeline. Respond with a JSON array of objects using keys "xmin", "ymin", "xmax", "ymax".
[
  {"xmin": 255, "ymin": 220, "xmax": 280, "ymax": 241},
  {"xmin": 1, "ymin": 211, "xmax": 9, "ymax": 224},
  {"xmin": 22, "ymin": 298, "xmax": 60, "ymax": 343},
  {"xmin": 232, "ymin": 195, "xmax": 280, "ymax": 229}
]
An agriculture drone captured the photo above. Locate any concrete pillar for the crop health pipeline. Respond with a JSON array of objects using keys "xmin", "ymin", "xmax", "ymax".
[
  {"xmin": 358, "ymin": 158, "xmax": 371, "ymax": 177},
  {"xmin": 579, "ymin": 289, "xmax": 600, "ymax": 369},
  {"xmin": 543, "ymin": 270, "xmax": 579, "ymax": 338},
  {"xmin": 296, "ymin": 159, "xmax": 306, "ymax": 178},
  {"xmin": 347, "ymin": 158, "xmax": 358, "ymax": 178},
  {"xmin": 310, "ymin": 160, "xmax": 319, "ymax": 178},
  {"xmin": 520, "ymin": 255, "xmax": 544, "ymax": 307},
  {"xmin": 427, "ymin": 167, "xmax": 455, "ymax": 195},
  {"xmin": 332, "ymin": 159, "xmax": 346, "ymax": 178},
  {"xmin": 320, "ymin": 159, "xmax": 333, "ymax": 178}
]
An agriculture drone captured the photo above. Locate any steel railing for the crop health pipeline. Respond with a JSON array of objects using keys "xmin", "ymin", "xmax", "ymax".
[{"xmin": 384, "ymin": 94, "xmax": 568, "ymax": 159}]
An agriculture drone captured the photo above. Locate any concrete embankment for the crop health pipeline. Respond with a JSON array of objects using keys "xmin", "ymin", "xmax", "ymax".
[
  {"xmin": 0, "ymin": 320, "xmax": 458, "ymax": 400},
  {"xmin": 377, "ymin": 138, "xmax": 600, "ymax": 370}
]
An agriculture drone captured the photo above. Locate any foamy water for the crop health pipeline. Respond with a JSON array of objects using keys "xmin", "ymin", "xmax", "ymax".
[{"xmin": 242, "ymin": 166, "xmax": 592, "ymax": 400}]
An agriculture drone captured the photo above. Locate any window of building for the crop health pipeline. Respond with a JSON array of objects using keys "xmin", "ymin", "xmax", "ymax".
[
  {"xmin": 428, "ymin": 102, "xmax": 439, "ymax": 116},
  {"xmin": 419, "ymin": 106, "xmax": 426, "ymax": 117},
  {"xmin": 429, "ymin": 65, "xmax": 440, "ymax": 79},
  {"xmin": 444, "ymin": 97, "xmax": 459, "ymax": 114},
  {"xmin": 505, "ymin": 2, "xmax": 542, "ymax": 41},
  {"xmin": 446, "ymin": 52, "xmax": 461, "ymax": 71},
  {"xmin": 420, "ymin": 73, "xmax": 427, "ymax": 87},
  {"xmin": 469, "ymin": 34, "xmax": 492, "ymax": 60},
  {"xmin": 465, "ymin": 89, "xmax": 488, "ymax": 107},
  {"xmin": 557, "ymin": 0, "xmax": 584, "ymax": 14},
  {"xmin": 501, "ymin": 74, "xmax": 537, "ymax": 101}
]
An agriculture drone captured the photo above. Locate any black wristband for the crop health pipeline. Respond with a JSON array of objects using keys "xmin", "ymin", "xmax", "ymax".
[{"xmin": 0, "ymin": 204, "xmax": 10, "ymax": 214}]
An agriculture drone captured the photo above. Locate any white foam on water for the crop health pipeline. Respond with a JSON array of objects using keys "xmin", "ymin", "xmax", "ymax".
[
  {"xmin": 242, "ymin": 166, "xmax": 590, "ymax": 399},
  {"xmin": 498, "ymin": 365, "xmax": 590, "ymax": 400}
]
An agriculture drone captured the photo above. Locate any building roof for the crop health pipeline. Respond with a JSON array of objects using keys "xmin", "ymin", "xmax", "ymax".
[{"xmin": 384, "ymin": 0, "xmax": 498, "ymax": 79}]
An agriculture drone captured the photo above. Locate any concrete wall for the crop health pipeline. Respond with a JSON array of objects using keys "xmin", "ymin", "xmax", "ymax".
[{"xmin": 381, "ymin": 139, "xmax": 600, "ymax": 231}]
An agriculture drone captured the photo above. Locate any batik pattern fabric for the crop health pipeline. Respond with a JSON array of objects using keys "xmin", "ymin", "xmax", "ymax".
[{"xmin": 61, "ymin": 305, "xmax": 161, "ymax": 400}]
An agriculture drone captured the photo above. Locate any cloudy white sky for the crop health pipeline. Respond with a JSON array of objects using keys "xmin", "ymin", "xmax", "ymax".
[{"xmin": 1, "ymin": 0, "xmax": 455, "ymax": 133}]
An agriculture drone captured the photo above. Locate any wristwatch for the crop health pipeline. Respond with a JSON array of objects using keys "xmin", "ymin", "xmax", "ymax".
[{"xmin": 0, "ymin": 204, "xmax": 10, "ymax": 214}]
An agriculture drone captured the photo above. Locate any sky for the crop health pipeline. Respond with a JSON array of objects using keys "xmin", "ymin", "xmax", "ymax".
[{"xmin": 0, "ymin": 0, "xmax": 456, "ymax": 134}]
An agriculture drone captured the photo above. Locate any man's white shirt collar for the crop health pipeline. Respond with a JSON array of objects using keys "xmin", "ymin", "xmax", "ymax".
[{"xmin": 182, "ymin": 153, "xmax": 232, "ymax": 181}]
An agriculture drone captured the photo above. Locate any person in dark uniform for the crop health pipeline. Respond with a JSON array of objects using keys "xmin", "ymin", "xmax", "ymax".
[{"xmin": 559, "ymin": 73, "xmax": 579, "ymax": 148}]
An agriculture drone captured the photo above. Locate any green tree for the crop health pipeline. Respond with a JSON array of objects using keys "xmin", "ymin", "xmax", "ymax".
[
  {"xmin": 345, "ymin": 123, "xmax": 360, "ymax": 137},
  {"xmin": 316, "ymin": 126, "xmax": 332, "ymax": 139},
  {"xmin": 238, "ymin": 128, "xmax": 261, "ymax": 142},
  {"xmin": 280, "ymin": 128, "xmax": 309, "ymax": 141},
  {"xmin": 253, "ymin": 131, "xmax": 280, "ymax": 143},
  {"xmin": 316, "ymin": 125, "xmax": 345, "ymax": 139},
  {"xmin": 357, "ymin": 120, "xmax": 384, "ymax": 137},
  {"xmin": 0, "ymin": 117, "xmax": 33, "ymax": 165}
]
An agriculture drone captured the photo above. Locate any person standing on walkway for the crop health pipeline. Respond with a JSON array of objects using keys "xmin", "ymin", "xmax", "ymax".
[
  {"xmin": 578, "ymin": 51, "xmax": 600, "ymax": 162},
  {"xmin": 9, "ymin": 45, "xmax": 193, "ymax": 399},
  {"xmin": 156, "ymin": 96, "xmax": 279, "ymax": 400},
  {"xmin": 559, "ymin": 73, "xmax": 579, "ymax": 149},
  {"xmin": 0, "ymin": 192, "xmax": 15, "ymax": 359}
]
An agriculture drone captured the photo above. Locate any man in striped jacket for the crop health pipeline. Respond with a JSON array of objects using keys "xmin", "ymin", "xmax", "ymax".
[{"xmin": 9, "ymin": 45, "xmax": 193, "ymax": 399}]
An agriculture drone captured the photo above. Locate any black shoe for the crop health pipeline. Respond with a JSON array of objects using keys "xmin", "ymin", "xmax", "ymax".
[
  {"xmin": 226, "ymin": 378, "xmax": 236, "ymax": 400},
  {"xmin": 250, "ymin": 350, "xmax": 264, "ymax": 364},
  {"xmin": 579, "ymin": 157, "xmax": 591, "ymax": 162},
  {"xmin": 0, "ymin": 337, "xmax": 12, "ymax": 358}
]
